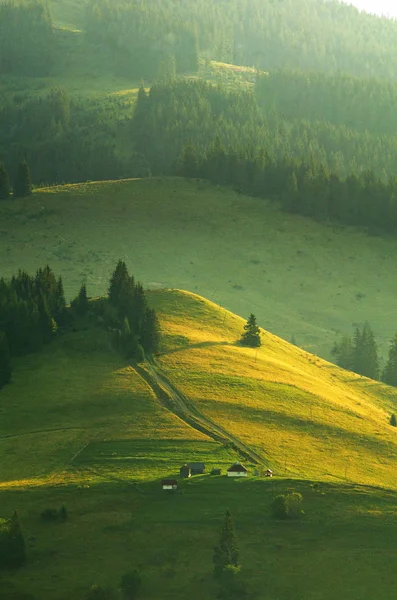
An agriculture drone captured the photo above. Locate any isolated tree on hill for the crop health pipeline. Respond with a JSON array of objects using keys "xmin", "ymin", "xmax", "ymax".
[
  {"xmin": 0, "ymin": 331, "xmax": 12, "ymax": 388},
  {"xmin": 13, "ymin": 159, "xmax": 32, "ymax": 197},
  {"xmin": 382, "ymin": 333, "xmax": 397, "ymax": 387},
  {"xmin": 213, "ymin": 510, "xmax": 239, "ymax": 578},
  {"xmin": 240, "ymin": 313, "xmax": 261, "ymax": 347},
  {"xmin": 0, "ymin": 163, "xmax": 10, "ymax": 199},
  {"xmin": 390, "ymin": 413, "xmax": 397, "ymax": 427}
]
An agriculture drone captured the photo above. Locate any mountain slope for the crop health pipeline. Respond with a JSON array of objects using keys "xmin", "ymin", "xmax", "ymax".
[
  {"xmin": 1, "ymin": 288, "xmax": 397, "ymax": 600},
  {"xmin": 3, "ymin": 177, "xmax": 397, "ymax": 360}
]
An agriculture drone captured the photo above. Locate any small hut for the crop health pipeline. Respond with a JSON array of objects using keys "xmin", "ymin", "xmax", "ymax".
[
  {"xmin": 180, "ymin": 464, "xmax": 191, "ymax": 478},
  {"xmin": 161, "ymin": 479, "xmax": 178, "ymax": 491},
  {"xmin": 265, "ymin": 469, "xmax": 273, "ymax": 478},
  {"xmin": 227, "ymin": 462, "xmax": 248, "ymax": 477},
  {"xmin": 187, "ymin": 462, "xmax": 205, "ymax": 475}
]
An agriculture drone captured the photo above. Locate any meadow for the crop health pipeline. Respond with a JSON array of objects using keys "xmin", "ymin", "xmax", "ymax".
[
  {"xmin": 2, "ymin": 177, "xmax": 397, "ymax": 360},
  {"xmin": 1, "ymin": 289, "xmax": 397, "ymax": 599}
]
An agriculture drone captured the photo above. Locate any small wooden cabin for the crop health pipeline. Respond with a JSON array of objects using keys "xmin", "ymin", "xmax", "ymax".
[
  {"xmin": 180, "ymin": 465, "xmax": 192, "ymax": 478},
  {"xmin": 187, "ymin": 462, "xmax": 205, "ymax": 475},
  {"xmin": 265, "ymin": 469, "xmax": 273, "ymax": 478},
  {"xmin": 227, "ymin": 462, "xmax": 248, "ymax": 477},
  {"xmin": 161, "ymin": 479, "xmax": 178, "ymax": 491}
]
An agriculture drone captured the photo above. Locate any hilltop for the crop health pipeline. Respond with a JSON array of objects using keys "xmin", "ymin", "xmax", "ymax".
[{"xmin": 1, "ymin": 286, "xmax": 396, "ymax": 599}]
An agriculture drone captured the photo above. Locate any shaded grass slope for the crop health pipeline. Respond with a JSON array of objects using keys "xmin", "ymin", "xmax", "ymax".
[{"xmin": 3, "ymin": 177, "xmax": 397, "ymax": 359}]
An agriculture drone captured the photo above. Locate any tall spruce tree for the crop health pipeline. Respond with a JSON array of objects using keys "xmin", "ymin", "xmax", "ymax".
[
  {"xmin": 0, "ymin": 163, "xmax": 10, "ymax": 199},
  {"xmin": 240, "ymin": 314, "xmax": 261, "ymax": 347},
  {"xmin": 72, "ymin": 283, "xmax": 89, "ymax": 316},
  {"xmin": 382, "ymin": 333, "xmax": 397, "ymax": 387},
  {"xmin": 213, "ymin": 510, "xmax": 239, "ymax": 578},
  {"xmin": 0, "ymin": 331, "xmax": 11, "ymax": 388},
  {"xmin": 13, "ymin": 160, "xmax": 32, "ymax": 197}
]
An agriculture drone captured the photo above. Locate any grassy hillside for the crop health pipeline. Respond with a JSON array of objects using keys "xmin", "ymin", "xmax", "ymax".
[
  {"xmin": 2, "ymin": 177, "xmax": 397, "ymax": 360},
  {"xmin": 1, "ymin": 288, "xmax": 397, "ymax": 599}
]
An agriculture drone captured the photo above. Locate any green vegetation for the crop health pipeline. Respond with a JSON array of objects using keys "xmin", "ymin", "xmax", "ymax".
[
  {"xmin": 213, "ymin": 510, "xmax": 239, "ymax": 577},
  {"xmin": 0, "ymin": 287, "xmax": 397, "ymax": 598},
  {"xmin": 3, "ymin": 176, "xmax": 397, "ymax": 360},
  {"xmin": 271, "ymin": 492, "xmax": 304, "ymax": 520},
  {"xmin": 239, "ymin": 314, "xmax": 261, "ymax": 348}
]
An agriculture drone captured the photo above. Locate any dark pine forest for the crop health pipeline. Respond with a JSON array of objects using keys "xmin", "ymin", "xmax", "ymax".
[{"xmin": 2, "ymin": 0, "xmax": 397, "ymax": 234}]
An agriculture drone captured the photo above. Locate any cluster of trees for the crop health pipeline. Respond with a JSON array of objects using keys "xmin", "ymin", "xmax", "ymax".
[
  {"xmin": 0, "ymin": 0, "xmax": 54, "ymax": 76},
  {"xmin": 0, "ymin": 266, "xmax": 67, "ymax": 388},
  {"xmin": 0, "ymin": 160, "xmax": 32, "ymax": 198},
  {"xmin": 332, "ymin": 322, "xmax": 397, "ymax": 389},
  {"xmin": 108, "ymin": 260, "xmax": 160, "ymax": 360},
  {"xmin": 256, "ymin": 70, "xmax": 397, "ymax": 137},
  {"xmin": 0, "ymin": 89, "xmax": 137, "ymax": 187},
  {"xmin": 85, "ymin": 0, "xmax": 199, "ymax": 80},
  {"xmin": 83, "ymin": 0, "xmax": 397, "ymax": 79}
]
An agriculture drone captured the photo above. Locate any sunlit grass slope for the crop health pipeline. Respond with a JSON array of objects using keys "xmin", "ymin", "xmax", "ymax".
[
  {"xmin": 3, "ymin": 177, "xmax": 397, "ymax": 360},
  {"xmin": 151, "ymin": 289, "xmax": 397, "ymax": 490},
  {"xmin": 0, "ymin": 322, "xmax": 217, "ymax": 490}
]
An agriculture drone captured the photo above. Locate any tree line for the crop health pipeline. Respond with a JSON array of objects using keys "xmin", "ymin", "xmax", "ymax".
[
  {"xmin": 332, "ymin": 322, "xmax": 397, "ymax": 389},
  {"xmin": 0, "ymin": 262, "xmax": 160, "ymax": 390}
]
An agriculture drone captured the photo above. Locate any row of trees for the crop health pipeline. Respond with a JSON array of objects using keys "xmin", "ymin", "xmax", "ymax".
[
  {"xmin": 332, "ymin": 322, "xmax": 397, "ymax": 388},
  {"xmin": 0, "ymin": 262, "xmax": 160, "ymax": 390}
]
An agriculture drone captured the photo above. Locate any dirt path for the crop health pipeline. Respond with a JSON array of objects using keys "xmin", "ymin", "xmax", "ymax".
[{"xmin": 135, "ymin": 361, "xmax": 265, "ymax": 465}]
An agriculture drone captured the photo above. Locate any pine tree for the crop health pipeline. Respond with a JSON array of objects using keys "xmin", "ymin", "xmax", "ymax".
[
  {"xmin": 213, "ymin": 510, "xmax": 239, "ymax": 578},
  {"xmin": 331, "ymin": 334, "xmax": 354, "ymax": 371},
  {"xmin": 177, "ymin": 140, "xmax": 199, "ymax": 177},
  {"xmin": 108, "ymin": 260, "xmax": 134, "ymax": 316},
  {"xmin": 72, "ymin": 283, "xmax": 89, "ymax": 316},
  {"xmin": 382, "ymin": 333, "xmax": 397, "ymax": 387},
  {"xmin": 13, "ymin": 159, "xmax": 32, "ymax": 197},
  {"xmin": 0, "ymin": 331, "xmax": 11, "ymax": 388},
  {"xmin": 54, "ymin": 276, "xmax": 67, "ymax": 325},
  {"xmin": 240, "ymin": 314, "xmax": 261, "ymax": 347},
  {"xmin": 390, "ymin": 413, "xmax": 397, "ymax": 427},
  {"xmin": 0, "ymin": 162, "xmax": 10, "ymax": 199},
  {"xmin": 354, "ymin": 322, "xmax": 379, "ymax": 380}
]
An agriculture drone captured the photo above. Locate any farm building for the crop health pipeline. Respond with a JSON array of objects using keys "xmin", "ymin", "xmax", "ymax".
[
  {"xmin": 227, "ymin": 462, "xmax": 248, "ymax": 477},
  {"xmin": 265, "ymin": 469, "xmax": 273, "ymax": 477},
  {"xmin": 187, "ymin": 462, "xmax": 205, "ymax": 475},
  {"xmin": 180, "ymin": 465, "xmax": 191, "ymax": 478},
  {"xmin": 161, "ymin": 479, "xmax": 178, "ymax": 491}
]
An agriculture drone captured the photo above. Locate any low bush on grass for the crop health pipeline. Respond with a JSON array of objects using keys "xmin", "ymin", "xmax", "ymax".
[
  {"xmin": 271, "ymin": 492, "xmax": 303, "ymax": 520},
  {"xmin": 40, "ymin": 505, "xmax": 68, "ymax": 522}
]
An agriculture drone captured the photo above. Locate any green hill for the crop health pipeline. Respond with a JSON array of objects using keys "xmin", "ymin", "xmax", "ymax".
[
  {"xmin": 1, "ymin": 286, "xmax": 396, "ymax": 599},
  {"xmin": 2, "ymin": 176, "xmax": 397, "ymax": 360}
]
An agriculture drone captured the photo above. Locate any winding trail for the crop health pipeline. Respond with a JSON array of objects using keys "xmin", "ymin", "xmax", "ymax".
[{"xmin": 135, "ymin": 360, "xmax": 265, "ymax": 465}]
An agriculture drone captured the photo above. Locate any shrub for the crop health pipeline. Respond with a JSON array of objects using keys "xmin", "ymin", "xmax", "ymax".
[
  {"xmin": 120, "ymin": 570, "xmax": 142, "ymax": 599},
  {"xmin": 271, "ymin": 492, "xmax": 303, "ymax": 520},
  {"xmin": 40, "ymin": 506, "xmax": 68, "ymax": 522},
  {"xmin": 390, "ymin": 413, "xmax": 397, "ymax": 427}
]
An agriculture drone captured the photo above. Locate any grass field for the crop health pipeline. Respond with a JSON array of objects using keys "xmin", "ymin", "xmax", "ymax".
[
  {"xmin": 1, "ymin": 289, "xmax": 397, "ymax": 599},
  {"xmin": 2, "ymin": 176, "xmax": 397, "ymax": 360}
]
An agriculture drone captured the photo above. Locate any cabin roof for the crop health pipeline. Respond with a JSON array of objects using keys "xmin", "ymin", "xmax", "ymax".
[
  {"xmin": 161, "ymin": 479, "xmax": 178, "ymax": 485},
  {"xmin": 227, "ymin": 462, "xmax": 248, "ymax": 473}
]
